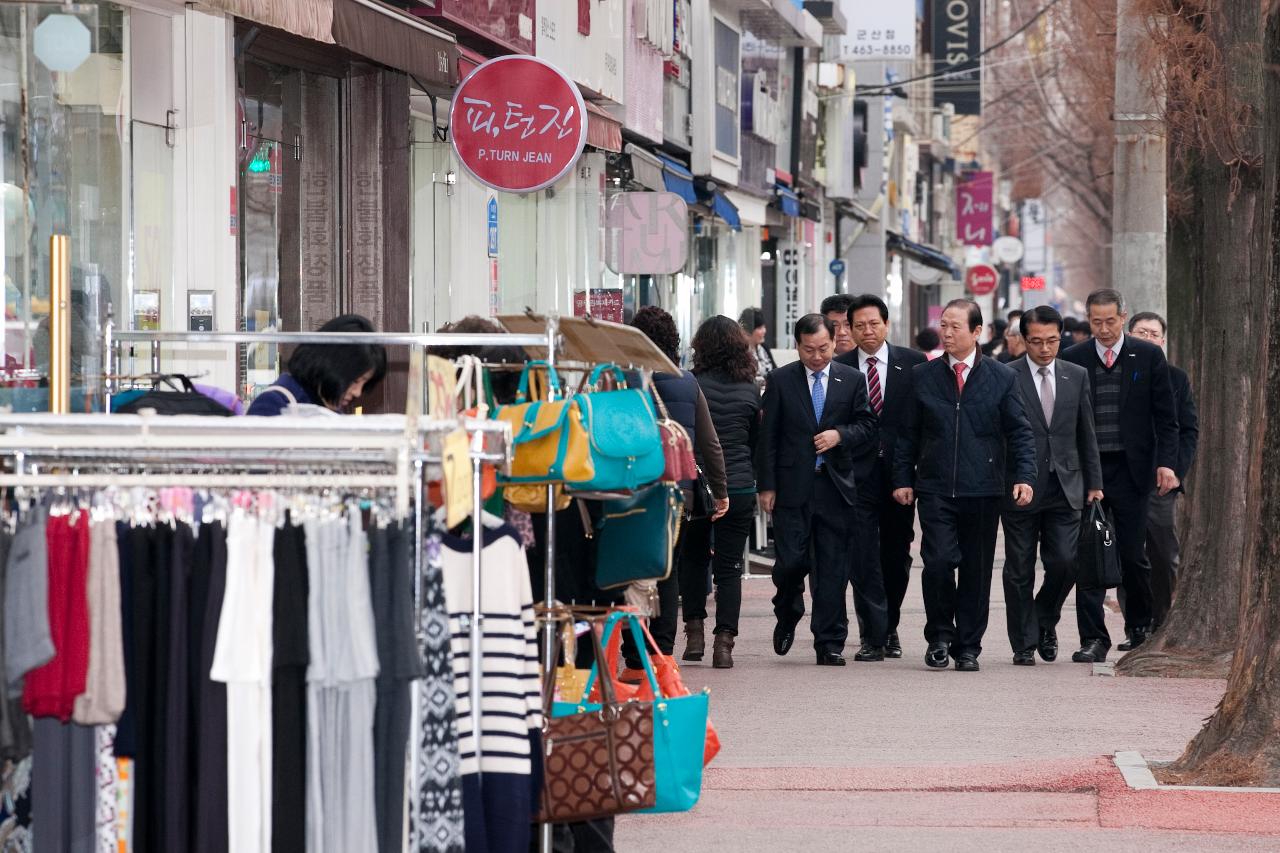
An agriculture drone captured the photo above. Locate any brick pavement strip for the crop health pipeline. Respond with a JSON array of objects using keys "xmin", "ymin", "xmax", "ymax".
[{"xmin": 614, "ymin": 562, "xmax": 1280, "ymax": 851}]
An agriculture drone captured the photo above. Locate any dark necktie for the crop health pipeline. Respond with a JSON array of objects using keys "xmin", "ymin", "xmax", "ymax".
[{"xmin": 866, "ymin": 357, "xmax": 882, "ymax": 415}]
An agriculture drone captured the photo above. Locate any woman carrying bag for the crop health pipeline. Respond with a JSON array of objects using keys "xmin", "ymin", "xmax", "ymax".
[{"xmin": 681, "ymin": 316, "xmax": 761, "ymax": 668}]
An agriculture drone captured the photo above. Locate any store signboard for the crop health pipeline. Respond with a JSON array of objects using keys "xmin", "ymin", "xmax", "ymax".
[
  {"xmin": 931, "ymin": 0, "xmax": 982, "ymax": 115},
  {"xmin": 777, "ymin": 238, "xmax": 803, "ymax": 342},
  {"xmin": 573, "ymin": 289, "xmax": 625, "ymax": 323},
  {"xmin": 450, "ymin": 55, "xmax": 587, "ymax": 193},
  {"xmin": 841, "ymin": 1, "xmax": 916, "ymax": 60},
  {"xmin": 965, "ymin": 264, "xmax": 998, "ymax": 296},
  {"xmin": 956, "ymin": 171, "xmax": 994, "ymax": 246},
  {"xmin": 605, "ymin": 192, "xmax": 689, "ymax": 275},
  {"xmin": 487, "ymin": 196, "xmax": 499, "ymax": 257}
]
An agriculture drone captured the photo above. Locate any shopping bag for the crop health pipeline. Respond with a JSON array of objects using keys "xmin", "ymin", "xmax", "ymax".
[{"xmin": 1077, "ymin": 501, "xmax": 1121, "ymax": 588}]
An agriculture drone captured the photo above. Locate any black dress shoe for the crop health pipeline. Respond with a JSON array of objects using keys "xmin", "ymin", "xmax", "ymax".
[
  {"xmin": 885, "ymin": 632, "xmax": 903, "ymax": 658},
  {"xmin": 816, "ymin": 652, "xmax": 846, "ymax": 666},
  {"xmin": 955, "ymin": 654, "xmax": 980, "ymax": 672},
  {"xmin": 854, "ymin": 644, "xmax": 886, "ymax": 662},
  {"xmin": 1013, "ymin": 650, "xmax": 1036, "ymax": 666},
  {"xmin": 1071, "ymin": 639, "xmax": 1109, "ymax": 663},
  {"xmin": 1117, "ymin": 628, "xmax": 1148, "ymax": 652},
  {"xmin": 925, "ymin": 642, "xmax": 950, "ymax": 669},
  {"xmin": 773, "ymin": 622, "xmax": 796, "ymax": 656},
  {"xmin": 1038, "ymin": 628, "xmax": 1058, "ymax": 662}
]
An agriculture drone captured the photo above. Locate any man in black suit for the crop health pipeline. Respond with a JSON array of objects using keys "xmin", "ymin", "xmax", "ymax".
[
  {"xmin": 1000, "ymin": 306, "xmax": 1105, "ymax": 665},
  {"xmin": 1128, "ymin": 311, "xmax": 1199, "ymax": 630},
  {"xmin": 757, "ymin": 313, "xmax": 879, "ymax": 666},
  {"xmin": 836, "ymin": 294, "xmax": 927, "ymax": 659},
  {"xmin": 893, "ymin": 299, "xmax": 1037, "ymax": 672},
  {"xmin": 1061, "ymin": 289, "xmax": 1180, "ymax": 660}
]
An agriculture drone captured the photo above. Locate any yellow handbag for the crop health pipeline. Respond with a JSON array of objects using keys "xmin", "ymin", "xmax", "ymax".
[{"xmin": 496, "ymin": 361, "xmax": 594, "ymax": 486}]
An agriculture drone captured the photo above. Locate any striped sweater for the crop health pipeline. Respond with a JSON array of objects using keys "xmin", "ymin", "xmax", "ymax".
[{"xmin": 438, "ymin": 524, "xmax": 542, "ymax": 778}]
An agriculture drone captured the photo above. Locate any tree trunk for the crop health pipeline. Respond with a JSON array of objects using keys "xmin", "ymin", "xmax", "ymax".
[
  {"xmin": 1115, "ymin": 0, "xmax": 1265, "ymax": 679},
  {"xmin": 1159, "ymin": 5, "xmax": 1280, "ymax": 784}
]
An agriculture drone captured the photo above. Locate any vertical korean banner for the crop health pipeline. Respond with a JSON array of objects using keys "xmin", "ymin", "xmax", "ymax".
[
  {"xmin": 956, "ymin": 171, "xmax": 994, "ymax": 246},
  {"xmin": 776, "ymin": 234, "xmax": 803, "ymax": 343}
]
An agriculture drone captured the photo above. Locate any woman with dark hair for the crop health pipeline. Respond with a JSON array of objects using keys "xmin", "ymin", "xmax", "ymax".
[
  {"xmin": 738, "ymin": 306, "xmax": 776, "ymax": 390},
  {"xmin": 626, "ymin": 306, "xmax": 728, "ymax": 673},
  {"xmin": 683, "ymin": 315, "xmax": 760, "ymax": 667},
  {"xmin": 247, "ymin": 314, "xmax": 388, "ymax": 415}
]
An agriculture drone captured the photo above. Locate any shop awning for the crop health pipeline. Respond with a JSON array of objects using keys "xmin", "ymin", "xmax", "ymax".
[
  {"xmin": 208, "ymin": 0, "xmax": 459, "ymax": 89},
  {"xmin": 886, "ymin": 231, "xmax": 961, "ymax": 278},
  {"xmin": 584, "ymin": 101, "xmax": 623, "ymax": 153},
  {"xmin": 712, "ymin": 192, "xmax": 742, "ymax": 231},
  {"xmin": 725, "ymin": 190, "xmax": 769, "ymax": 226},
  {"xmin": 625, "ymin": 145, "xmax": 666, "ymax": 191},
  {"xmin": 775, "ymin": 185, "xmax": 801, "ymax": 218},
  {"xmin": 656, "ymin": 154, "xmax": 698, "ymax": 205}
]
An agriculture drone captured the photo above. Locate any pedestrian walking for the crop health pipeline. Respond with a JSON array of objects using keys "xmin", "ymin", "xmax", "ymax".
[
  {"xmin": 892, "ymin": 299, "xmax": 1037, "ymax": 672},
  {"xmin": 821, "ymin": 294, "xmax": 857, "ymax": 357},
  {"xmin": 757, "ymin": 313, "xmax": 878, "ymax": 666},
  {"xmin": 1060, "ymin": 289, "xmax": 1180, "ymax": 660},
  {"xmin": 680, "ymin": 315, "xmax": 762, "ymax": 669},
  {"xmin": 999, "ymin": 310, "xmax": 1026, "ymax": 363},
  {"xmin": 739, "ymin": 307, "xmax": 777, "ymax": 391},
  {"xmin": 998, "ymin": 306, "xmax": 1104, "ymax": 666},
  {"xmin": 915, "ymin": 327, "xmax": 945, "ymax": 361},
  {"xmin": 836, "ymin": 294, "xmax": 926, "ymax": 660},
  {"xmin": 1128, "ymin": 312, "xmax": 1199, "ymax": 631}
]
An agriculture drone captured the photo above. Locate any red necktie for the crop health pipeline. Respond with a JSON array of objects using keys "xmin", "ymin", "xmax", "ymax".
[
  {"xmin": 1105, "ymin": 348, "xmax": 1115, "ymax": 368},
  {"xmin": 866, "ymin": 357, "xmax": 882, "ymax": 415},
  {"xmin": 954, "ymin": 362, "xmax": 967, "ymax": 395}
]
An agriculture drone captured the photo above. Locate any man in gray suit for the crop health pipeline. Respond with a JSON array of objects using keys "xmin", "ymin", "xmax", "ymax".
[{"xmin": 1001, "ymin": 306, "xmax": 1105, "ymax": 665}]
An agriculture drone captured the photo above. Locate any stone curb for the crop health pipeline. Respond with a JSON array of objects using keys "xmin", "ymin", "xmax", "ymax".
[{"xmin": 1114, "ymin": 751, "xmax": 1280, "ymax": 794}]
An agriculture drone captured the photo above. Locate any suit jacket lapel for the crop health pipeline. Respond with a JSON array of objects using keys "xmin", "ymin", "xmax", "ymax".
[
  {"xmin": 796, "ymin": 365, "xmax": 819, "ymax": 431},
  {"xmin": 1016, "ymin": 360, "xmax": 1048, "ymax": 430},
  {"xmin": 1119, "ymin": 336, "xmax": 1136, "ymax": 410},
  {"xmin": 818, "ymin": 369, "xmax": 846, "ymax": 429},
  {"xmin": 885, "ymin": 346, "xmax": 905, "ymax": 413},
  {"xmin": 1049, "ymin": 362, "xmax": 1072, "ymax": 430}
]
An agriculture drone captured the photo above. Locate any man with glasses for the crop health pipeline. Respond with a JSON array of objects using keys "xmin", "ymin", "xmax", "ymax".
[
  {"xmin": 1128, "ymin": 312, "xmax": 1199, "ymax": 631},
  {"xmin": 1061, "ymin": 289, "xmax": 1180, "ymax": 659},
  {"xmin": 1001, "ymin": 306, "xmax": 1104, "ymax": 665}
]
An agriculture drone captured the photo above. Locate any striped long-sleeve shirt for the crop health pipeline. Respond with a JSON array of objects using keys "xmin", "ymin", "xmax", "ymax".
[{"xmin": 439, "ymin": 525, "xmax": 542, "ymax": 778}]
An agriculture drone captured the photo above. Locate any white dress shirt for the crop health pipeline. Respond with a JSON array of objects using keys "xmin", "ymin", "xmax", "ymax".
[
  {"xmin": 809, "ymin": 364, "xmax": 830, "ymax": 399},
  {"xmin": 858, "ymin": 343, "xmax": 890, "ymax": 397},
  {"xmin": 1095, "ymin": 335, "xmax": 1124, "ymax": 365},
  {"xmin": 1026, "ymin": 356, "xmax": 1058, "ymax": 406},
  {"xmin": 946, "ymin": 349, "xmax": 977, "ymax": 378}
]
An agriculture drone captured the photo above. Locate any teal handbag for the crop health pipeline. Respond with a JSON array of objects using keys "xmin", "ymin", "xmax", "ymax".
[
  {"xmin": 594, "ymin": 483, "xmax": 684, "ymax": 589},
  {"xmin": 553, "ymin": 612, "xmax": 709, "ymax": 814},
  {"xmin": 570, "ymin": 364, "xmax": 666, "ymax": 493}
]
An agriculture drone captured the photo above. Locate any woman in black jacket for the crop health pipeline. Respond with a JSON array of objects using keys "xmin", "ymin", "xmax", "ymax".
[{"xmin": 684, "ymin": 315, "xmax": 761, "ymax": 668}]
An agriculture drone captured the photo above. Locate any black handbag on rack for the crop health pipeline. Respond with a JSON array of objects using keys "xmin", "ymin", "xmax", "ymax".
[{"xmin": 114, "ymin": 375, "xmax": 234, "ymax": 417}]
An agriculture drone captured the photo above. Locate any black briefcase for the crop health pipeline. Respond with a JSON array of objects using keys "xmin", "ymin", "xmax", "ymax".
[{"xmin": 1077, "ymin": 501, "xmax": 1122, "ymax": 588}]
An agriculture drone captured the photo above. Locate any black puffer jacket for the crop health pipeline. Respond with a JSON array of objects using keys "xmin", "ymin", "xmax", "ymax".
[{"xmin": 695, "ymin": 370, "xmax": 760, "ymax": 492}]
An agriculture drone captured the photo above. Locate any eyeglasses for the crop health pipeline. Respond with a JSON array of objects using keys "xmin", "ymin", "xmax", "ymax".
[{"xmin": 1025, "ymin": 337, "xmax": 1061, "ymax": 347}]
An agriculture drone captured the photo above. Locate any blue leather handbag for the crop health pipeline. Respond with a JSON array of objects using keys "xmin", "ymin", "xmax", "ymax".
[
  {"xmin": 554, "ymin": 612, "xmax": 709, "ymax": 814},
  {"xmin": 594, "ymin": 484, "xmax": 684, "ymax": 589},
  {"xmin": 569, "ymin": 364, "xmax": 666, "ymax": 493}
]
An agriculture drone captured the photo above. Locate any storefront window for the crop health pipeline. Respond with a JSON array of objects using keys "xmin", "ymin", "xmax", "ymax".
[{"xmin": 0, "ymin": 3, "xmax": 125, "ymax": 410}]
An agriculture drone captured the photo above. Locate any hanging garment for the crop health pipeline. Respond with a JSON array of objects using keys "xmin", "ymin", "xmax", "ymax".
[
  {"xmin": 412, "ymin": 534, "xmax": 466, "ymax": 853},
  {"xmin": 73, "ymin": 516, "xmax": 126, "ymax": 725},
  {"xmin": 4, "ymin": 508, "xmax": 55, "ymax": 691},
  {"xmin": 371, "ymin": 521, "xmax": 426, "ymax": 853},
  {"xmin": 191, "ymin": 520, "xmax": 230, "ymax": 853},
  {"xmin": 273, "ymin": 520, "xmax": 309, "ymax": 853},
  {"xmin": 305, "ymin": 510, "xmax": 379, "ymax": 853},
  {"xmin": 0, "ymin": 523, "xmax": 34, "ymax": 762},
  {"xmin": 22, "ymin": 509, "xmax": 91, "ymax": 722},
  {"xmin": 30, "ymin": 717, "xmax": 97, "ymax": 851},
  {"xmin": 211, "ymin": 510, "xmax": 275, "ymax": 853},
  {"xmin": 163, "ymin": 522, "xmax": 197, "ymax": 850},
  {"xmin": 440, "ymin": 523, "xmax": 541, "ymax": 853},
  {"xmin": 96, "ymin": 725, "xmax": 120, "ymax": 853}
]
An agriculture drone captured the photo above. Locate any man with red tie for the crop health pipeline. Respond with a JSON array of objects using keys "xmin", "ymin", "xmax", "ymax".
[
  {"xmin": 893, "ymin": 300, "xmax": 1037, "ymax": 672},
  {"xmin": 836, "ymin": 295, "xmax": 926, "ymax": 660}
]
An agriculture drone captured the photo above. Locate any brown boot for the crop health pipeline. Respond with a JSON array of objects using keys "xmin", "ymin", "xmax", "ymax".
[
  {"xmin": 683, "ymin": 619, "xmax": 705, "ymax": 661},
  {"xmin": 712, "ymin": 631, "xmax": 734, "ymax": 669}
]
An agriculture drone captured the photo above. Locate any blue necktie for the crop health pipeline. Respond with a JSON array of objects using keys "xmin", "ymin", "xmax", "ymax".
[{"xmin": 812, "ymin": 370, "xmax": 826, "ymax": 469}]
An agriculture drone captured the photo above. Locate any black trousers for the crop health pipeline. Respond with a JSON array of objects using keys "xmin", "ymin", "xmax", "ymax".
[
  {"xmin": 917, "ymin": 494, "xmax": 1001, "ymax": 658},
  {"xmin": 1075, "ymin": 453, "xmax": 1153, "ymax": 644},
  {"xmin": 650, "ymin": 521, "xmax": 696, "ymax": 656},
  {"xmin": 772, "ymin": 470, "xmax": 853, "ymax": 654},
  {"xmin": 1000, "ymin": 474, "xmax": 1080, "ymax": 653},
  {"xmin": 680, "ymin": 493, "xmax": 756, "ymax": 636},
  {"xmin": 851, "ymin": 464, "xmax": 909, "ymax": 646},
  {"xmin": 1146, "ymin": 491, "xmax": 1180, "ymax": 627}
]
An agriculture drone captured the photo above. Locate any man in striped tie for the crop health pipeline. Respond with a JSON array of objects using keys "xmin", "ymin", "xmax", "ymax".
[{"xmin": 837, "ymin": 295, "xmax": 926, "ymax": 660}]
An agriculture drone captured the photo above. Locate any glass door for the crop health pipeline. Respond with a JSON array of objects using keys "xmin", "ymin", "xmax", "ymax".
[{"xmin": 0, "ymin": 2, "xmax": 126, "ymax": 411}]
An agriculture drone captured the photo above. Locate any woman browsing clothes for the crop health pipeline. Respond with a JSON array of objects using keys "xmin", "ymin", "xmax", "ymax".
[{"xmin": 247, "ymin": 314, "xmax": 388, "ymax": 416}]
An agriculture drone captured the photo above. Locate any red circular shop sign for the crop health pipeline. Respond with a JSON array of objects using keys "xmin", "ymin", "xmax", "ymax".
[
  {"xmin": 450, "ymin": 55, "xmax": 588, "ymax": 194},
  {"xmin": 965, "ymin": 264, "xmax": 998, "ymax": 296}
]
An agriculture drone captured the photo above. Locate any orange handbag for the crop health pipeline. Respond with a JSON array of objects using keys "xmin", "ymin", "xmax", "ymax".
[{"xmin": 594, "ymin": 613, "xmax": 721, "ymax": 767}]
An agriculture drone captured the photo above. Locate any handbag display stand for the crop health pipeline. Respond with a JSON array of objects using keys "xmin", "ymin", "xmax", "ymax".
[{"xmin": 497, "ymin": 313, "xmax": 681, "ymax": 853}]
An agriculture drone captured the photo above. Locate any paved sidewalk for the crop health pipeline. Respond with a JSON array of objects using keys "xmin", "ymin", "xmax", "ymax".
[{"xmin": 615, "ymin": 562, "xmax": 1279, "ymax": 851}]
